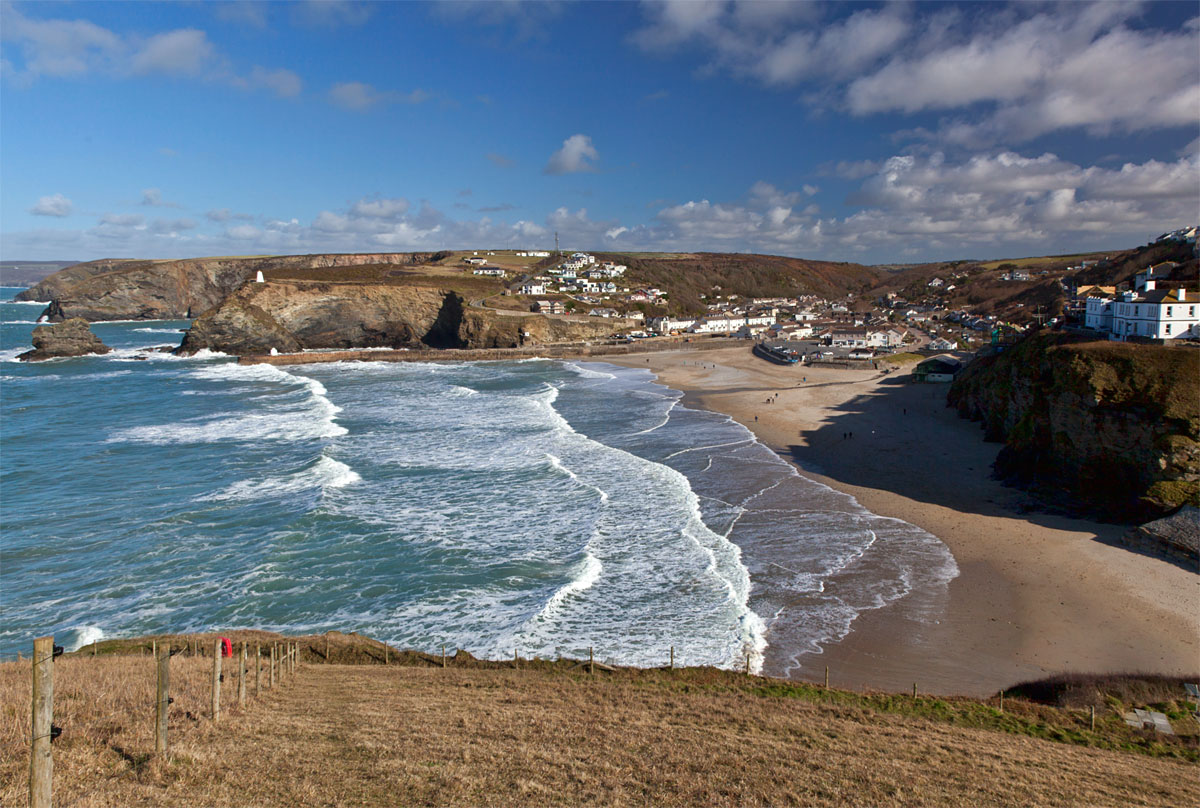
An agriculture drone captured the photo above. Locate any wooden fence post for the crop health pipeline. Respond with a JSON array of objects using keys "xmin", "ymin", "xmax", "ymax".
[
  {"xmin": 270, "ymin": 644, "xmax": 276, "ymax": 688},
  {"xmin": 383, "ymin": 641, "xmax": 388, "ymax": 665},
  {"xmin": 745, "ymin": 653, "xmax": 751, "ymax": 675},
  {"xmin": 155, "ymin": 641, "xmax": 169, "ymax": 756},
  {"xmin": 238, "ymin": 643, "xmax": 247, "ymax": 706},
  {"xmin": 442, "ymin": 644, "xmax": 447, "ymax": 669},
  {"xmin": 589, "ymin": 647, "xmax": 594, "ymax": 675},
  {"xmin": 211, "ymin": 640, "xmax": 222, "ymax": 721},
  {"xmin": 30, "ymin": 636, "xmax": 54, "ymax": 808},
  {"xmin": 255, "ymin": 644, "xmax": 261, "ymax": 697},
  {"xmin": 669, "ymin": 646, "xmax": 674, "ymax": 670},
  {"xmin": 1090, "ymin": 705, "xmax": 1096, "ymax": 731},
  {"xmin": 824, "ymin": 666, "xmax": 829, "ymax": 689},
  {"xmin": 999, "ymin": 690, "xmax": 1004, "ymax": 713},
  {"xmin": 912, "ymin": 682, "xmax": 917, "ymax": 698}
]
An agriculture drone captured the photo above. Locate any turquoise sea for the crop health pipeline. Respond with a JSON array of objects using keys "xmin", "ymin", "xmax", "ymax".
[{"xmin": 0, "ymin": 288, "xmax": 956, "ymax": 675}]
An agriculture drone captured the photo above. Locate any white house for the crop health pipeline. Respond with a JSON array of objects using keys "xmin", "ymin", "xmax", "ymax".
[
  {"xmin": 928, "ymin": 336, "xmax": 957, "ymax": 351},
  {"xmin": 473, "ymin": 268, "xmax": 505, "ymax": 277},
  {"xmin": 588, "ymin": 307, "xmax": 620, "ymax": 318},
  {"xmin": 464, "ymin": 256, "xmax": 487, "ymax": 266},
  {"xmin": 520, "ymin": 283, "xmax": 546, "ymax": 296},
  {"xmin": 1110, "ymin": 282, "xmax": 1198, "ymax": 340},
  {"xmin": 648, "ymin": 316, "xmax": 697, "ymax": 334},
  {"xmin": 1082, "ymin": 286, "xmax": 1118, "ymax": 331},
  {"xmin": 534, "ymin": 299, "xmax": 565, "ymax": 315}
]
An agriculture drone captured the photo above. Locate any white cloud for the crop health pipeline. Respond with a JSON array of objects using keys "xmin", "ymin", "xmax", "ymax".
[
  {"xmin": 7, "ymin": 152, "xmax": 1194, "ymax": 261},
  {"xmin": 213, "ymin": 2, "xmax": 270, "ymax": 28},
  {"xmin": 30, "ymin": 193, "xmax": 73, "ymax": 217},
  {"xmin": 349, "ymin": 197, "xmax": 410, "ymax": 218},
  {"xmin": 0, "ymin": 4, "xmax": 123, "ymax": 84},
  {"xmin": 98, "ymin": 213, "xmax": 145, "ymax": 227},
  {"xmin": 2, "ymin": 5, "xmax": 299, "ymax": 98},
  {"xmin": 633, "ymin": 2, "xmax": 1199, "ymax": 145},
  {"xmin": 292, "ymin": 1, "xmax": 372, "ymax": 28},
  {"xmin": 328, "ymin": 81, "xmax": 380, "ymax": 111},
  {"xmin": 328, "ymin": 82, "xmax": 427, "ymax": 111},
  {"xmin": 544, "ymin": 134, "xmax": 599, "ymax": 175},
  {"xmin": 141, "ymin": 188, "xmax": 181, "ymax": 208},
  {"xmin": 244, "ymin": 66, "xmax": 303, "ymax": 98},
  {"xmin": 205, "ymin": 208, "xmax": 254, "ymax": 223},
  {"xmin": 131, "ymin": 29, "xmax": 216, "ymax": 77}
]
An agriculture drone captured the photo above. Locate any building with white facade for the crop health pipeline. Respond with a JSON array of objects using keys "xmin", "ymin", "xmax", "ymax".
[{"xmin": 1084, "ymin": 265, "xmax": 1197, "ymax": 340}]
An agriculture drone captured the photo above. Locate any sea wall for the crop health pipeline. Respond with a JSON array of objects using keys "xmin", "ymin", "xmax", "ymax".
[{"xmin": 948, "ymin": 332, "xmax": 1200, "ymax": 520}]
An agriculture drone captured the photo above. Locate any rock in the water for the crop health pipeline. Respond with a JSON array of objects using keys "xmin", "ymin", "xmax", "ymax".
[{"xmin": 17, "ymin": 318, "xmax": 112, "ymax": 361}]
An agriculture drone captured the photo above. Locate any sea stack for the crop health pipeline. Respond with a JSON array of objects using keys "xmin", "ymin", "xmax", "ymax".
[{"xmin": 17, "ymin": 318, "xmax": 112, "ymax": 362}]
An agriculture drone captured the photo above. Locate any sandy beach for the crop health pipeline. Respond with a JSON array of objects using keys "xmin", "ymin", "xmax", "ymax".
[{"xmin": 607, "ymin": 345, "xmax": 1199, "ymax": 697}]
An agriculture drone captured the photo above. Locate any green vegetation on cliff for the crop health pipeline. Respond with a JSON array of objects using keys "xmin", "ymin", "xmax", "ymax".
[{"xmin": 948, "ymin": 333, "xmax": 1200, "ymax": 520}]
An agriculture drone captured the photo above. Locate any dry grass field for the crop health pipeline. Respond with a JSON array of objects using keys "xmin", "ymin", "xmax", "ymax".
[{"xmin": 3, "ymin": 633, "xmax": 1197, "ymax": 807}]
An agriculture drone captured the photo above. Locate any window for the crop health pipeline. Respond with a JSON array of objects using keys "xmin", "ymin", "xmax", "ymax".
[
  {"xmin": 1166, "ymin": 306, "xmax": 1172, "ymax": 317},
  {"xmin": 1166, "ymin": 323, "xmax": 1171, "ymax": 334}
]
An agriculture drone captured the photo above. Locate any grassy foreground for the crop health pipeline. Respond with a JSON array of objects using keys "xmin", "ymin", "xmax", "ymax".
[{"xmin": 2, "ymin": 632, "xmax": 1197, "ymax": 807}]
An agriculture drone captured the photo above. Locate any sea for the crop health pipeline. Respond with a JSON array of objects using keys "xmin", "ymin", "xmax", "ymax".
[{"xmin": 0, "ymin": 287, "xmax": 957, "ymax": 675}]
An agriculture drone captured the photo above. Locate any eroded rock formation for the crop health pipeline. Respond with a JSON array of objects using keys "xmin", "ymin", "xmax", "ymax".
[
  {"xmin": 18, "ymin": 318, "xmax": 112, "ymax": 361},
  {"xmin": 177, "ymin": 280, "xmax": 617, "ymax": 356},
  {"xmin": 16, "ymin": 253, "xmax": 439, "ymax": 321}
]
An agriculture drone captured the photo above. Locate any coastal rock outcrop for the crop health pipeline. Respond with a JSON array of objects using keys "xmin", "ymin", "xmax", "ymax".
[
  {"xmin": 16, "ymin": 253, "xmax": 439, "ymax": 322},
  {"xmin": 17, "ymin": 318, "xmax": 112, "ymax": 361},
  {"xmin": 948, "ymin": 332, "xmax": 1200, "ymax": 520},
  {"xmin": 177, "ymin": 278, "xmax": 617, "ymax": 355}
]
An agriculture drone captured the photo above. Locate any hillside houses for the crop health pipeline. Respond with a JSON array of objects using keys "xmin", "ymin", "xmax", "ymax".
[
  {"xmin": 1084, "ymin": 265, "xmax": 1198, "ymax": 340},
  {"xmin": 534, "ymin": 299, "xmax": 566, "ymax": 315}
]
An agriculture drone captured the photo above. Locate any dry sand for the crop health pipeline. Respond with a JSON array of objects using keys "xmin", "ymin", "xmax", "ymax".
[{"xmin": 606, "ymin": 346, "xmax": 1199, "ymax": 697}]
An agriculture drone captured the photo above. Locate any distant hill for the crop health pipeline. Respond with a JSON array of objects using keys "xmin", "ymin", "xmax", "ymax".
[
  {"xmin": 866, "ymin": 240, "xmax": 1197, "ymax": 324},
  {"xmin": 0, "ymin": 260, "xmax": 80, "ymax": 288},
  {"xmin": 596, "ymin": 252, "xmax": 882, "ymax": 315}
]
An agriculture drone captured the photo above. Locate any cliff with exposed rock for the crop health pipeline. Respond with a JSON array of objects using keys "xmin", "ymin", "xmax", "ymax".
[
  {"xmin": 948, "ymin": 332, "xmax": 1200, "ymax": 520},
  {"xmin": 178, "ymin": 277, "xmax": 617, "ymax": 356},
  {"xmin": 16, "ymin": 253, "xmax": 438, "ymax": 321}
]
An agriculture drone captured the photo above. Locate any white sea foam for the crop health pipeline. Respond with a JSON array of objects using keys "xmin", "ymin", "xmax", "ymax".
[
  {"xmin": 202, "ymin": 455, "xmax": 361, "ymax": 502},
  {"xmin": 563, "ymin": 361, "xmax": 616, "ymax": 380},
  {"xmin": 6, "ymin": 299, "xmax": 49, "ymax": 306},
  {"xmin": 63, "ymin": 626, "xmax": 104, "ymax": 652},
  {"xmin": 110, "ymin": 362, "xmax": 348, "ymax": 444}
]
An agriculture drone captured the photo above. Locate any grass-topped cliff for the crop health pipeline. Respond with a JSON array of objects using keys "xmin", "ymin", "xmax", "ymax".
[
  {"xmin": 948, "ymin": 333, "xmax": 1200, "ymax": 520},
  {"xmin": 3, "ymin": 631, "xmax": 1196, "ymax": 807}
]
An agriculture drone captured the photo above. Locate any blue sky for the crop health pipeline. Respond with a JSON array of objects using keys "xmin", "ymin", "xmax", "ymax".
[{"xmin": 2, "ymin": 0, "xmax": 1197, "ymax": 263}]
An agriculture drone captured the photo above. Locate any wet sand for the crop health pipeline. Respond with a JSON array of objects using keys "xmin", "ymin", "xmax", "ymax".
[{"xmin": 607, "ymin": 346, "xmax": 1198, "ymax": 697}]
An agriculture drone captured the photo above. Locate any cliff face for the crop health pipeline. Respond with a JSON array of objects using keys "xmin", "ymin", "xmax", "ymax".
[
  {"xmin": 178, "ymin": 281, "xmax": 616, "ymax": 355},
  {"xmin": 948, "ymin": 333, "xmax": 1200, "ymax": 520},
  {"xmin": 16, "ymin": 253, "xmax": 436, "ymax": 321}
]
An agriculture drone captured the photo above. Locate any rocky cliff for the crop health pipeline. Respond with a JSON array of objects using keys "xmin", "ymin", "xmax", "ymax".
[
  {"xmin": 17, "ymin": 318, "xmax": 111, "ymax": 361},
  {"xmin": 948, "ymin": 332, "xmax": 1200, "ymax": 520},
  {"xmin": 178, "ymin": 279, "xmax": 617, "ymax": 355},
  {"xmin": 16, "ymin": 253, "xmax": 437, "ymax": 321}
]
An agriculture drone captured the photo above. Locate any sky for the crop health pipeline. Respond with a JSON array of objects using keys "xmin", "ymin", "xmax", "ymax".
[{"xmin": 1, "ymin": 0, "xmax": 1197, "ymax": 264}]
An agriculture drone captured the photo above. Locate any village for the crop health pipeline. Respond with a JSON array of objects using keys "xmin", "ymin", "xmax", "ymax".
[{"xmin": 453, "ymin": 229, "xmax": 1199, "ymax": 376}]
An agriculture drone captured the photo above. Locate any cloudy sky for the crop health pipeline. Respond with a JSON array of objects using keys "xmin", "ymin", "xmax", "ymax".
[{"xmin": 2, "ymin": 0, "xmax": 1197, "ymax": 263}]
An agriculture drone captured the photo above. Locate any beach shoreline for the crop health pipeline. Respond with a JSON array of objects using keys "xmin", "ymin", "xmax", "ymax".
[{"xmin": 604, "ymin": 345, "xmax": 1199, "ymax": 697}]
